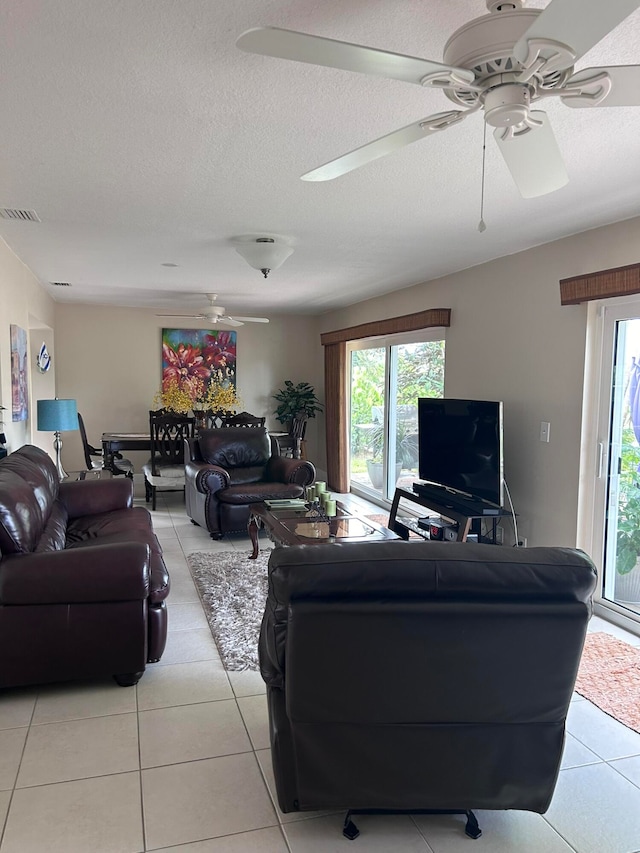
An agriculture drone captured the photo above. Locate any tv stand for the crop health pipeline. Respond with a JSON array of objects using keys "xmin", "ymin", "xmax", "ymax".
[{"xmin": 389, "ymin": 485, "xmax": 509, "ymax": 544}]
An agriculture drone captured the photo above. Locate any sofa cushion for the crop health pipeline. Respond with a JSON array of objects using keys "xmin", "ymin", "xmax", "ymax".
[
  {"xmin": 227, "ymin": 466, "xmax": 268, "ymax": 486},
  {"xmin": 0, "ymin": 445, "xmax": 59, "ymax": 516},
  {"xmin": 0, "ymin": 470, "xmax": 46, "ymax": 554},
  {"xmin": 197, "ymin": 427, "xmax": 271, "ymax": 468},
  {"xmin": 65, "ymin": 506, "xmax": 156, "ymax": 545}
]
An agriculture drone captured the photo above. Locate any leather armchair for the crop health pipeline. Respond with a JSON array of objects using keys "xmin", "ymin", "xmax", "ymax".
[
  {"xmin": 259, "ymin": 540, "xmax": 597, "ymax": 841},
  {"xmin": 185, "ymin": 426, "xmax": 315, "ymax": 538}
]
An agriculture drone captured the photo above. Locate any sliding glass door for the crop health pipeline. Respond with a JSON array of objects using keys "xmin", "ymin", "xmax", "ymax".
[
  {"xmin": 348, "ymin": 333, "xmax": 444, "ymax": 502},
  {"xmin": 584, "ymin": 299, "xmax": 640, "ymax": 628}
]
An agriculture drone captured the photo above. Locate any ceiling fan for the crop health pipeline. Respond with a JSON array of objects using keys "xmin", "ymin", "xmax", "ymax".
[
  {"xmin": 237, "ymin": 0, "xmax": 640, "ymax": 197},
  {"xmin": 156, "ymin": 294, "xmax": 269, "ymax": 327}
]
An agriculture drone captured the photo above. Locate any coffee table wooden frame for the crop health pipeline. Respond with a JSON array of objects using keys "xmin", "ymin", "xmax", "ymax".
[{"xmin": 248, "ymin": 500, "xmax": 398, "ymax": 559}]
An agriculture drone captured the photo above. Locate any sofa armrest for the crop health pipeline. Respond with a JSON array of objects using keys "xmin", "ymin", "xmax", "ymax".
[
  {"xmin": 59, "ymin": 477, "xmax": 134, "ymax": 518},
  {"xmin": 266, "ymin": 456, "xmax": 316, "ymax": 487},
  {"xmin": 0, "ymin": 542, "xmax": 150, "ymax": 605},
  {"xmin": 185, "ymin": 460, "xmax": 230, "ymax": 495}
]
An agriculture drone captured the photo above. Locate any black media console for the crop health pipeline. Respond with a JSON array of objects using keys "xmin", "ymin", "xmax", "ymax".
[{"xmin": 389, "ymin": 484, "xmax": 510, "ymax": 544}]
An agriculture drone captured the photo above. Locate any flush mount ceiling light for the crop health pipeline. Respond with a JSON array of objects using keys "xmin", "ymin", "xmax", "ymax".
[{"xmin": 235, "ymin": 237, "xmax": 294, "ymax": 279}]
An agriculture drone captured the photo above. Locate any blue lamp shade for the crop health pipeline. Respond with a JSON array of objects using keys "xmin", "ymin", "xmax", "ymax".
[{"xmin": 37, "ymin": 399, "xmax": 78, "ymax": 432}]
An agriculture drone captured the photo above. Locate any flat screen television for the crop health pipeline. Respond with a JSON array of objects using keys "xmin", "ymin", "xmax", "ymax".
[{"xmin": 417, "ymin": 398, "xmax": 504, "ymax": 507}]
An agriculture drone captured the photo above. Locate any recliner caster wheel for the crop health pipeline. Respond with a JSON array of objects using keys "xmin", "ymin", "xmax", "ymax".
[{"xmin": 113, "ymin": 671, "xmax": 144, "ymax": 687}]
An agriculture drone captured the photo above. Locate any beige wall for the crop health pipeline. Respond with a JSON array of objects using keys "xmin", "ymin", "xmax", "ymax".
[
  {"xmin": 0, "ymin": 237, "xmax": 57, "ymax": 456},
  {"xmin": 54, "ymin": 305, "xmax": 323, "ymax": 473},
  {"xmin": 315, "ymin": 215, "xmax": 640, "ymax": 550}
]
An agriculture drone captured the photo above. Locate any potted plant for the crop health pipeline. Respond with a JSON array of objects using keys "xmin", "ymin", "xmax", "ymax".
[
  {"xmin": 364, "ymin": 421, "xmax": 407, "ymax": 489},
  {"xmin": 273, "ymin": 381, "xmax": 323, "ymax": 427}
]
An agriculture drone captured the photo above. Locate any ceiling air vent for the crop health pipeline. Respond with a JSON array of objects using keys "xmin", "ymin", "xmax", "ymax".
[
  {"xmin": 0, "ymin": 208, "xmax": 41, "ymax": 222},
  {"xmin": 50, "ymin": 281, "xmax": 71, "ymax": 287}
]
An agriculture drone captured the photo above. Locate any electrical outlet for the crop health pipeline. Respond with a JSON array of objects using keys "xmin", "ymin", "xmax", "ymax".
[
  {"xmin": 517, "ymin": 538, "xmax": 528, "ymax": 547},
  {"xmin": 539, "ymin": 422, "xmax": 550, "ymax": 443}
]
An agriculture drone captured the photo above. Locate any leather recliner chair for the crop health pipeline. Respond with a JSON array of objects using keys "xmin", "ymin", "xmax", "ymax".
[
  {"xmin": 184, "ymin": 426, "xmax": 316, "ymax": 538},
  {"xmin": 259, "ymin": 539, "xmax": 597, "ymax": 841}
]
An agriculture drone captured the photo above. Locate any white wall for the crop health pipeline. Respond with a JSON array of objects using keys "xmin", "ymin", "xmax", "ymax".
[
  {"xmin": 54, "ymin": 305, "xmax": 323, "ymax": 473},
  {"xmin": 0, "ymin": 237, "xmax": 56, "ymax": 456},
  {"xmin": 315, "ymin": 215, "xmax": 640, "ymax": 550}
]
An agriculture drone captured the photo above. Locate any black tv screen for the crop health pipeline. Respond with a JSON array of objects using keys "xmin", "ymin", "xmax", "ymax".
[{"xmin": 417, "ymin": 398, "xmax": 504, "ymax": 506}]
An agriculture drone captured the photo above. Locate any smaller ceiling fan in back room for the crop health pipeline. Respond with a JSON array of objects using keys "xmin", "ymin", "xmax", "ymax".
[
  {"xmin": 156, "ymin": 294, "xmax": 269, "ymax": 327},
  {"xmin": 237, "ymin": 0, "xmax": 640, "ymax": 198}
]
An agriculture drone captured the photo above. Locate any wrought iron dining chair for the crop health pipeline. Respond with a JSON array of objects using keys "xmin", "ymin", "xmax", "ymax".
[
  {"xmin": 78, "ymin": 412, "xmax": 134, "ymax": 478},
  {"xmin": 142, "ymin": 411, "xmax": 195, "ymax": 510}
]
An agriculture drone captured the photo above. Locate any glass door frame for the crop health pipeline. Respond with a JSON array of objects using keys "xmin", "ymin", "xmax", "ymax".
[
  {"xmin": 347, "ymin": 328, "xmax": 445, "ymax": 508},
  {"xmin": 579, "ymin": 296, "xmax": 640, "ymax": 633}
]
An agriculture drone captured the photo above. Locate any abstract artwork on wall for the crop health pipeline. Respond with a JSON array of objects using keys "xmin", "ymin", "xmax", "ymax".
[
  {"xmin": 10, "ymin": 324, "xmax": 28, "ymax": 422},
  {"xmin": 162, "ymin": 328, "xmax": 237, "ymax": 401}
]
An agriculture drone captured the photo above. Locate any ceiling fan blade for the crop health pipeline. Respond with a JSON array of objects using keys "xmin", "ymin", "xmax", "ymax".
[
  {"xmin": 561, "ymin": 65, "xmax": 640, "ymax": 107},
  {"xmin": 513, "ymin": 0, "xmax": 640, "ymax": 71},
  {"xmin": 155, "ymin": 313, "xmax": 203, "ymax": 318},
  {"xmin": 493, "ymin": 111, "xmax": 569, "ymax": 199},
  {"xmin": 229, "ymin": 316, "xmax": 270, "ymax": 323},
  {"xmin": 236, "ymin": 27, "xmax": 475, "ymax": 87},
  {"xmin": 218, "ymin": 317, "xmax": 243, "ymax": 326},
  {"xmin": 301, "ymin": 110, "xmax": 468, "ymax": 181}
]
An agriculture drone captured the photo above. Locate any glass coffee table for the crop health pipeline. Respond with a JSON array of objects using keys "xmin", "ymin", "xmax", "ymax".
[{"xmin": 248, "ymin": 500, "xmax": 399, "ymax": 559}]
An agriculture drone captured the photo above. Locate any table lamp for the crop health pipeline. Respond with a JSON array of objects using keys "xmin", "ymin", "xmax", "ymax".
[{"xmin": 37, "ymin": 398, "xmax": 78, "ymax": 479}]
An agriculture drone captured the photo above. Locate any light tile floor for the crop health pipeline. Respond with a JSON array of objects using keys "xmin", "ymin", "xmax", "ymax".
[{"xmin": 1, "ymin": 491, "xmax": 640, "ymax": 852}]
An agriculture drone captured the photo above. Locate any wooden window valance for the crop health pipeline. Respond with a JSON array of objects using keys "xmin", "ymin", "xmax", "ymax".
[
  {"xmin": 320, "ymin": 308, "xmax": 451, "ymax": 346},
  {"xmin": 560, "ymin": 263, "xmax": 640, "ymax": 306}
]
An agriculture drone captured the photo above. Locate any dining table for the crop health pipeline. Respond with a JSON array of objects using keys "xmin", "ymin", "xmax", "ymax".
[{"xmin": 101, "ymin": 432, "xmax": 150, "ymax": 474}]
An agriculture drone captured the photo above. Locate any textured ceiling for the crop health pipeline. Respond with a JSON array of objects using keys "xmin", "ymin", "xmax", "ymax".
[{"xmin": 0, "ymin": 0, "xmax": 639, "ymax": 318}]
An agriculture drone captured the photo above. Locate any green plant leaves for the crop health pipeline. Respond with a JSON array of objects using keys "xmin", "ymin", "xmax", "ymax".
[{"xmin": 273, "ymin": 381, "xmax": 323, "ymax": 425}]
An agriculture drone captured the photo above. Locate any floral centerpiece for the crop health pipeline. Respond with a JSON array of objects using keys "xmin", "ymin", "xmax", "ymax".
[{"xmin": 153, "ymin": 378, "xmax": 194, "ymax": 415}]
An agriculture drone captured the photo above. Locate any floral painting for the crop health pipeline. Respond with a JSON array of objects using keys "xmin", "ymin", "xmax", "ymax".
[
  {"xmin": 10, "ymin": 324, "xmax": 28, "ymax": 422},
  {"xmin": 161, "ymin": 328, "xmax": 237, "ymax": 410}
]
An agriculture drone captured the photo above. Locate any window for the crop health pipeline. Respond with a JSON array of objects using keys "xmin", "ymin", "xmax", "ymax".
[{"xmin": 348, "ymin": 331, "xmax": 445, "ymax": 502}]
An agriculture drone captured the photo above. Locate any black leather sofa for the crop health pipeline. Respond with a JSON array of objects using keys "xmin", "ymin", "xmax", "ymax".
[
  {"xmin": 0, "ymin": 444, "xmax": 169, "ymax": 689},
  {"xmin": 259, "ymin": 539, "xmax": 597, "ymax": 840}
]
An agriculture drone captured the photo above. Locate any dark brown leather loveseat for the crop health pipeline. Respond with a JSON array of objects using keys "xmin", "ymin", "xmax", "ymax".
[
  {"xmin": 184, "ymin": 426, "xmax": 315, "ymax": 538},
  {"xmin": 259, "ymin": 539, "xmax": 597, "ymax": 840},
  {"xmin": 0, "ymin": 445, "xmax": 169, "ymax": 689}
]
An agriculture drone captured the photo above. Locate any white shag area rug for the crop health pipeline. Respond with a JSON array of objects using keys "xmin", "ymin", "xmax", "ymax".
[{"xmin": 187, "ymin": 549, "xmax": 270, "ymax": 671}]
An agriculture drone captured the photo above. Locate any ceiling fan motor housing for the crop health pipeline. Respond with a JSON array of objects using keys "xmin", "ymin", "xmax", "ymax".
[{"xmin": 442, "ymin": 9, "xmax": 571, "ymax": 108}]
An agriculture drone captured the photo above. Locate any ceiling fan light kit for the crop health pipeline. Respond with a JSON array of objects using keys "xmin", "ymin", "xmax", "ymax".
[
  {"xmin": 235, "ymin": 237, "xmax": 294, "ymax": 278},
  {"xmin": 237, "ymin": 0, "xmax": 640, "ymax": 199}
]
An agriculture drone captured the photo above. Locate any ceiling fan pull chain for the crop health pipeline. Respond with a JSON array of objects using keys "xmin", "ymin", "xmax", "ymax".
[{"xmin": 478, "ymin": 121, "xmax": 487, "ymax": 234}]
